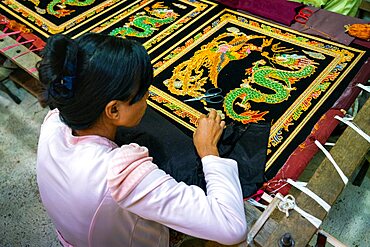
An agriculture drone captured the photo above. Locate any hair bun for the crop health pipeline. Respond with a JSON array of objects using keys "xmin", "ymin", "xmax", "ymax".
[{"xmin": 39, "ymin": 34, "xmax": 78, "ymax": 100}]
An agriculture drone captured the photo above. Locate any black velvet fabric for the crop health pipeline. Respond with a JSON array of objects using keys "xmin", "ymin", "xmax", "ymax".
[
  {"xmin": 219, "ymin": 122, "xmax": 270, "ymax": 197},
  {"xmin": 115, "ymin": 106, "xmax": 270, "ymax": 198}
]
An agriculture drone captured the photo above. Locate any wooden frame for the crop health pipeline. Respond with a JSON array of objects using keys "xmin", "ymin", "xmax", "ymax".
[{"xmin": 244, "ymin": 98, "xmax": 369, "ymax": 247}]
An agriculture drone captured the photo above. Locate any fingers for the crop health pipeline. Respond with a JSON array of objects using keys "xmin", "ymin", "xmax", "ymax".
[
  {"xmin": 215, "ymin": 112, "xmax": 221, "ymax": 124},
  {"xmin": 208, "ymin": 109, "xmax": 217, "ymax": 119},
  {"xmin": 207, "ymin": 110, "xmax": 223, "ymax": 127},
  {"xmin": 193, "ymin": 110, "xmax": 225, "ymax": 158}
]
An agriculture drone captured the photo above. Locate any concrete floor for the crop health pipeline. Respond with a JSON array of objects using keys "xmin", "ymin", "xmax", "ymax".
[{"xmin": 0, "ymin": 78, "xmax": 369, "ymax": 246}]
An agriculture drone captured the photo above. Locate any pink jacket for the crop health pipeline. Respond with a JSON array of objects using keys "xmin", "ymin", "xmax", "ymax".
[{"xmin": 37, "ymin": 109, "xmax": 247, "ymax": 246}]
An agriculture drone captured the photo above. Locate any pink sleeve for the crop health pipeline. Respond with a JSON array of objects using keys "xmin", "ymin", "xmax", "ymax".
[
  {"xmin": 106, "ymin": 144, "xmax": 158, "ymax": 201},
  {"xmin": 118, "ymin": 155, "xmax": 247, "ymax": 245}
]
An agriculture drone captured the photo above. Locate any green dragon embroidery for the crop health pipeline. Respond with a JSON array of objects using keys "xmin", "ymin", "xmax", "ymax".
[
  {"xmin": 223, "ymin": 52, "xmax": 317, "ymax": 124},
  {"xmin": 47, "ymin": 0, "xmax": 95, "ymax": 18},
  {"xmin": 109, "ymin": 2, "xmax": 179, "ymax": 38},
  {"xmin": 163, "ymin": 27, "xmax": 273, "ymax": 98}
]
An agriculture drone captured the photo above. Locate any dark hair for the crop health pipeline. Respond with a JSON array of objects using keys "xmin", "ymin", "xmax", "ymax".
[{"xmin": 37, "ymin": 33, "xmax": 153, "ymax": 130}]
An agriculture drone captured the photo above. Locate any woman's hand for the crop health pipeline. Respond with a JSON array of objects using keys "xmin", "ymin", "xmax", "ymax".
[{"xmin": 193, "ymin": 110, "xmax": 225, "ymax": 158}]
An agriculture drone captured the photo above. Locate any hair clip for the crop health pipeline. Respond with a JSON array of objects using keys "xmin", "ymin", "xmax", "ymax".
[
  {"xmin": 64, "ymin": 61, "xmax": 76, "ymax": 75},
  {"xmin": 48, "ymin": 75, "xmax": 75, "ymax": 99},
  {"xmin": 61, "ymin": 75, "xmax": 75, "ymax": 90}
]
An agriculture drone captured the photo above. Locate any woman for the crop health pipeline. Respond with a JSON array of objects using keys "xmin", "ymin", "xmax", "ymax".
[{"xmin": 36, "ymin": 33, "xmax": 247, "ymax": 246}]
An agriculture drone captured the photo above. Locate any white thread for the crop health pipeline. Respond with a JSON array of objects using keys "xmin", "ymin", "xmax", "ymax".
[
  {"xmin": 287, "ymin": 179, "xmax": 331, "ymax": 212},
  {"xmin": 261, "ymin": 192, "xmax": 273, "ymax": 203},
  {"xmin": 247, "ymin": 198, "xmax": 267, "ymax": 209},
  {"xmin": 275, "ymin": 194, "xmax": 322, "ymax": 228},
  {"xmin": 335, "ymin": 115, "xmax": 370, "ymax": 143},
  {"xmin": 314, "ymin": 140, "xmax": 348, "ymax": 185},
  {"xmin": 292, "ymin": 181, "xmax": 307, "ymax": 187},
  {"xmin": 357, "ymin": 83, "xmax": 370, "ymax": 93},
  {"xmin": 293, "ymin": 205, "xmax": 322, "ymax": 228},
  {"xmin": 269, "ymin": 181, "xmax": 289, "ymax": 194},
  {"xmin": 277, "ymin": 194, "xmax": 296, "ymax": 217},
  {"xmin": 324, "ymin": 142, "xmax": 335, "ymax": 146}
]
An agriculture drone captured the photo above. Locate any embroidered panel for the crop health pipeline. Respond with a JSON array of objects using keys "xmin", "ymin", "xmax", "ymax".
[
  {"xmin": 0, "ymin": 0, "xmax": 217, "ymax": 51},
  {"xmin": 84, "ymin": 0, "xmax": 218, "ymax": 54},
  {"xmin": 148, "ymin": 9, "xmax": 367, "ymax": 171},
  {"xmin": 0, "ymin": 0, "xmax": 129, "ymax": 36}
]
